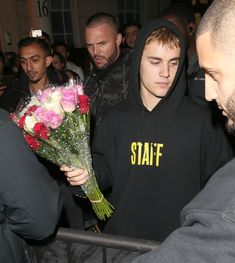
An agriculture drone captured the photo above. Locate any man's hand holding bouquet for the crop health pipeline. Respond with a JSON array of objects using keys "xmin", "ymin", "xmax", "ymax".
[{"xmin": 11, "ymin": 81, "xmax": 113, "ymax": 220}]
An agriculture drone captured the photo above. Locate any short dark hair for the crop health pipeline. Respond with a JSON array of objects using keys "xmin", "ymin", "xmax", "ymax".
[
  {"xmin": 196, "ymin": 0, "xmax": 235, "ymax": 53},
  {"xmin": 123, "ymin": 22, "xmax": 141, "ymax": 35},
  {"xmin": 53, "ymin": 51, "xmax": 66, "ymax": 65},
  {"xmin": 18, "ymin": 37, "xmax": 51, "ymax": 56},
  {"xmin": 160, "ymin": 3, "xmax": 195, "ymax": 26},
  {"xmin": 52, "ymin": 41, "xmax": 69, "ymax": 52},
  {"xmin": 86, "ymin": 12, "xmax": 118, "ymax": 33},
  {"xmin": 123, "ymin": 22, "xmax": 141, "ymax": 31}
]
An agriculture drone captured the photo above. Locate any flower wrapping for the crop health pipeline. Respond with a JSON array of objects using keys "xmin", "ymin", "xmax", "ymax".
[{"xmin": 12, "ymin": 82, "xmax": 114, "ymax": 220}]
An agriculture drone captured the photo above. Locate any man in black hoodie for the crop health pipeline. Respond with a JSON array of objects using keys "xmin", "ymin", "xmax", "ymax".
[
  {"xmin": 62, "ymin": 19, "xmax": 234, "ymax": 242},
  {"xmin": 84, "ymin": 12, "xmax": 131, "ymax": 129}
]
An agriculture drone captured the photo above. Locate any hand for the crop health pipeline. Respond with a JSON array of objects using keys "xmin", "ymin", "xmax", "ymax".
[{"xmin": 60, "ymin": 165, "xmax": 89, "ymax": 186}]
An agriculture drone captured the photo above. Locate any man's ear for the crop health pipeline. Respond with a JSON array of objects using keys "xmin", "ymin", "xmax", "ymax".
[
  {"xmin": 116, "ymin": 33, "xmax": 123, "ymax": 47},
  {"xmin": 186, "ymin": 22, "xmax": 196, "ymax": 36},
  {"xmin": 46, "ymin": 55, "xmax": 53, "ymax": 67}
]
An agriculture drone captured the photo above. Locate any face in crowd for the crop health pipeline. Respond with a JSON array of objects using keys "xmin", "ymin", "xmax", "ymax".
[
  {"xmin": 85, "ymin": 23, "xmax": 122, "ymax": 70},
  {"xmin": 54, "ymin": 45, "xmax": 68, "ymax": 60},
  {"xmin": 140, "ymin": 29, "xmax": 180, "ymax": 110},
  {"xmin": 124, "ymin": 25, "xmax": 139, "ymax": 49},
  {"xmin": 52, "ymin": 53, "xmax": 65, "ymax": 71},
  {"xmin": 197, "ymin": 33, "xmax": 235, "ymax": 134},
  {"xmin": 19, "ymin": 43, "xmax": 52, "ymax": 84}
]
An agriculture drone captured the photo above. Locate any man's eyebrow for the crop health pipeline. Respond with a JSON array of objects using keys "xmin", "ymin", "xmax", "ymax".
[
  {"xmin": 86, "ymin": 40, "xmax": 108, "ymax": 45},
  {"xmin": 200, "ymin": 67, "xmax": 216, "ymax": 73},
  {"xmin": 19, "ymin": 55, "xmax": 40, "ymax": 60},
  {"xmin": 147, "ymin": 56, "xmax": 161, "ymax": 60},
  {"xmin": 147, "ymin": 56, "xmax": 180, "ymax": 61},
  {"xmin": 169, "ymin": 57, "xmax": 180, "ymax": 61}
]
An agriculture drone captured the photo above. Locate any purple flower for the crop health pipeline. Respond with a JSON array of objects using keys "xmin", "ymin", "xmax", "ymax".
[
  {"xmin": 60, "ymin": 87, "xmax": 78, "ymax": 112},
  {"xmin": 43, "ymin": 110, "xmax": 63, "ymax": 129},
  {"xmin": 34, "ymin": 107, "xmax": 63, "ymax": 129}
]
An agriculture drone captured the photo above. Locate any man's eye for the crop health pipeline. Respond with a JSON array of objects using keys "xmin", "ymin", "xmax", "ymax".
[
  {"xmin": 207, "ymin": 73, "xmax": 217, "ymax": 81},
  {"xmin": 170, "ymin": 60, "xmax": 179, "ymax": 66},
  {"xmin": 100, "ymin": 42, "xmax": 107, "ymax": 46},
  {"xmin": 150, "ymin": 60, "xmax": 160, "ymax": 65}
]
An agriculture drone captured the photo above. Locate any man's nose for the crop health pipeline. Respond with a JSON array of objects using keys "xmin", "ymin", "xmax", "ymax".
[
  {"xmin": 93, "ymin": 45, "xmax": 100, "ymax": 56},
  {"xmin": 159, "ymin": 64, "xmax": 170, "ymax": 78},
  {"xmin": 26, "ymin": 60, "xmax": 32, "ymax": 71},
  {"xmin": 205, "ymin": 76, "xmax": 217, "ymax": 101}
]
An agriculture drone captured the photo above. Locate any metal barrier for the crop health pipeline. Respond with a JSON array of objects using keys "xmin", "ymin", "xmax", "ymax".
[{"xmin": 30, "ymin": 227, "xmax": 160, "ymax": 263}]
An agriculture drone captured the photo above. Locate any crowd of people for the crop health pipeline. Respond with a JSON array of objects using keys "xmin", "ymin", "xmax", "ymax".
[{"xmin": 2, "ymin": 0, "xmax": 235, "ymax": 261}]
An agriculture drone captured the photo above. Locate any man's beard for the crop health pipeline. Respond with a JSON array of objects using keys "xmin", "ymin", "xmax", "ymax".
[
  {"xmin": 225, "ymin": 95, "xmax": 235, "ymax": 135},
  {"xmin": 93, "ymin": 51, "xmax": 118, "ymax": 70}
]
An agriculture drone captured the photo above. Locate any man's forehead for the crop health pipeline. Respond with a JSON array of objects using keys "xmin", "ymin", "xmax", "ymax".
[
  {"xmin": 19, "ymin": 45, "xmax": 44, "ymax": 58},
  {"xmin": 196, "ymin": 33, "xmax": 212, "ymax": 59},
  {"xmin": 125, "ymin": 26, "xmax": 139, "ymax": 33}
]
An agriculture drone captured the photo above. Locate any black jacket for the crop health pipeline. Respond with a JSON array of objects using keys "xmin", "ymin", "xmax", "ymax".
[
  {"xmin": 0, "ymin": 67, "xmax": 62, "ymax": 113},
  {"xmin": 76, "ymin": 20, "xmax": 234, "ymax": 241},
  {"xmin": 84, "ymin": 49, "xmax": 131, "ymax": 127},
  {"xmin": 0, "ymin": 109, "xmax": 62, "ymax": 262}
]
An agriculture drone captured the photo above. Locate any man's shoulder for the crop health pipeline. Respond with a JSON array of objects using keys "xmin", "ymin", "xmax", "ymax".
[
  {"xmin": 183, "ymin": 158, "xmax": 235, "ymax": 221},
  {"xmin": 119, "ymin": 48, "xmax": 132, "ymax": 67},
  {"xmin": 181, "ymin": 96, "xmax": 212, "ymax": 115},
  {"xmin": 101, "ymin": 100, "xmax": 131, "ymax": 120},
  {"xmin": 0, "ymin": 109, "xmax": 11, "ymax": 124}
]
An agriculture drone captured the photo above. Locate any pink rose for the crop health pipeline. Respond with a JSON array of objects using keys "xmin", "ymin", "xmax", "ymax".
[
  {"xmin": 34, "ymin": 106, "xmax": 45, "ymax": 121},
  {"xmin": 43, "ymin": 110, "xmax": 63, "ymax": 129},
  {"xmin": 34, "ymin": 107, "xmax": 63, "ymax": 129},
  {"xmin": 60, "ymin": 88, "xmax": 78, "ymax": 112},
  {"xmin": 38, "ymin": 88, "xmax": 52, "ymax": 103}
]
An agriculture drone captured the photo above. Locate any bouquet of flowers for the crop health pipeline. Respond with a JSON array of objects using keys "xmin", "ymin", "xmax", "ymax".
[{"xmin": 11, "ymin": 82, "xmax": 114, "ymax": 220}]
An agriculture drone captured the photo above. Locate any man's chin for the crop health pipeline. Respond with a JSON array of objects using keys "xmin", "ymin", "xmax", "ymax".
[
  {"xmin": 29, "ymin": 78, "xmax": 40, "ymax": 84},
  {"xmin": 95, "ymin": 63, "xmax": 108, "ymax": 70}
]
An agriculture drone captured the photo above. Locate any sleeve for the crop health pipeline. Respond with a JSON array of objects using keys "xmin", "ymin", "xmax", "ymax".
[
  {"xmin": 200, "ymin": 113, "xmax": 234, "ymax": 187},
  {"xmin": 0, "ymin": 111, "xmax": 62, "ymax": 240},
  {"xmin": 131, "ymin": 160, "xmax": 235, "ymax": 263}
]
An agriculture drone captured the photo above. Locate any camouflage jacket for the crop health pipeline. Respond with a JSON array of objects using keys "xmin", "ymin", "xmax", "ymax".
[{"xmin": 84, "ymin": 49, "xmax": 131, "ymax": 127}]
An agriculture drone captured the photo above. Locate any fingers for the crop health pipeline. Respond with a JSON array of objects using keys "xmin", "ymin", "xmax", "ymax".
[
  {"xmin": 60, "ymin": 165, "xmax": 73, "ymax": 172},
  {"xmin": 60, "ymin": 166, "xmax": 89, "ymax": 186}
]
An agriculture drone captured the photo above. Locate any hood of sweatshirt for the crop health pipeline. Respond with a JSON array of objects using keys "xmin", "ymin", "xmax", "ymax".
[{"xmin": 128, "ymin": 19, "xmax": 186, "ymax": 116}]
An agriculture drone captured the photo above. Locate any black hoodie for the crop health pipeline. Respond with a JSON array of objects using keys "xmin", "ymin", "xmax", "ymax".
[{"xmin": 90, "ymin": 19, "xmax": 234, "ymax": 241}]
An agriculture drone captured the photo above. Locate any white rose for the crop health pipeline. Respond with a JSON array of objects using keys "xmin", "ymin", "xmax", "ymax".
[
  {"xmin": 43, "ymin": 91, "xmax": 64, "ymax": 116},
  {"xmin": 24, "ymin": 115, "xmax": 38, "ymax": 134}
]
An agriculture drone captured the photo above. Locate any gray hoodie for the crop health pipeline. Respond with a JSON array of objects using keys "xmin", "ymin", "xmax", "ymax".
[{"xmin": 132, "ymin": 158, "xmax": 235, "ymax": 262}]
